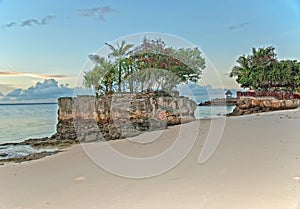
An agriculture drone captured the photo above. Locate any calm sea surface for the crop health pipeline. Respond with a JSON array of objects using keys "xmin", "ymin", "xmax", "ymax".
[{"xmin": 0, "ymin": 103, "xmax": 58, "ymax": 144}]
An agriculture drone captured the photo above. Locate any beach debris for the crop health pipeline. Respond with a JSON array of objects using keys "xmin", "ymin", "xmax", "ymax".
[
  {"xmin": 75, "ymin": 176, "xmax": 86, "ymax": 181},
  {"xmin": 293, "ymin": 176, "xmax": 300, "ymax": 181}
]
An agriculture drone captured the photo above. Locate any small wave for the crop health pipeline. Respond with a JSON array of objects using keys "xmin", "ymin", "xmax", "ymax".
[{"xmin": 0, "ymin": 144, "xmax": 57, "ymax": 160}]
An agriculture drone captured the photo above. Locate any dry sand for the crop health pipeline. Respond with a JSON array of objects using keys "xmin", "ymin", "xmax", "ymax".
[{"xmin": 1, "ymin": 109, "xmax": 300, "ymax": 209}]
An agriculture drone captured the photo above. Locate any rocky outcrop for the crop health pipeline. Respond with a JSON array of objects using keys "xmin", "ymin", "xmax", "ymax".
[
  {"xmin": 56, "ymin": 91, "xmax": 197, "ymax": 142},
  {"xmin": 228, "ymin": 97, "xmax": 300, "ymax": 116}
]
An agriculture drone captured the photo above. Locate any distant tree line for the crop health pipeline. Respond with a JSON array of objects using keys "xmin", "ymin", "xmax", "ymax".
[
  {"xmin": 230, "ymin": 46, "xmax": 300, "ymax": 92},
  {"xmin": 83, "ymin": 38, "xmax": 206, "ymax": 96}
]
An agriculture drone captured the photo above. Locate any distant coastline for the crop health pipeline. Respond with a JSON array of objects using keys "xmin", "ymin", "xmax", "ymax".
[
  {"xmin": 0, "ymin": 102, "xmax": 58, "ymax": 106},
  {"xmin": 198, "ymin": 98, "xmax": 237, "ymax": 106}
]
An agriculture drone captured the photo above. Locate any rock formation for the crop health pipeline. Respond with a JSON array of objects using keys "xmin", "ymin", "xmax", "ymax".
[
  {"xmin": 54, "ymin": 91, "xmax": 197, "ymax": 142},
  {"xmin": 228, "ymin": 96, "xmax": 300, "ymax": 116}
]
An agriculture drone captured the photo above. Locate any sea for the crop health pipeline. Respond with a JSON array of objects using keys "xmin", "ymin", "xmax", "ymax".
[
  {"xmin": 0, "ymin": 103, "xmax": 235, "ymax": 160},
  {"xmin": 0, "ymin": 103, "xmax": 58, "ymax": 160}
]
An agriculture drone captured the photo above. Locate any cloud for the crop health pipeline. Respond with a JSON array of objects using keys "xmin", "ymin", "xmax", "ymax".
[
  {"xmin": 229, "ymin": 22, "xmax": 249, "ymax": 30},
  {"xmin": 0, "ymin": 83, "xmax": 14, "ymax": 88},
  {"xmin": 0, "ymin": 71, "xmax": 68, "ymax": 79},
  {"xmin": 2, "ymin": 15, "xmax": 55, "ymax": 28},
  {"xmin": 21, "ymin": 15, "xmax": 55, "ymax": 27},
  {"xmin": 40, "ymin": 15, "xmax": 56, "ymax": 25},
  {"xmin": 2, "ymin": 22, "xmax": 16, "ymax": 28},
  {"xmin": 1, "ymin": 79, "xmax": 73, "ymax": 102},
  {"xmin": 0, "ymin": 83, "xmax": 15, "ymax": 93},
  {"xmin": 78, "ymin": 6, "xmax": 117, "ymax": 21},
  {"xmin": 20, "ymin": 19, "xmax": 40, "ymax": 27},
  {"xmin": 5, "ymin": 88, "xmax": 22, "ymax": 97}
]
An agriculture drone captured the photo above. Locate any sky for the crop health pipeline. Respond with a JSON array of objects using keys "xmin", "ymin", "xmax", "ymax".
[{"xmin": 0, "ymin": 0, "xmax": 300, "ymax": 102}]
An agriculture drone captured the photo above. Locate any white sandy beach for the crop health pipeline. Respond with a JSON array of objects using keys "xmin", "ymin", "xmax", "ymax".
[{"xmin": 1, "ymin": 109, "xmax": 300, "ymax": 209}]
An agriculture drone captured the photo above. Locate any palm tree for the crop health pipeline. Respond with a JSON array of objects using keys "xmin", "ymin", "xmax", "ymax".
[
  {"xmin": 230, "ymin": 55, "xmax": 253, "ymax": 89},
  {"xmin": 250, "ymin": 46, "xmax": 276, "ymax": 66},
  {"xmin": 230, "ymin": 46, "xmax": 281, "ymax": 91},
  {"xmin": 105, "ymin": 41, "xmax": 134, "ymax": 92},
  {"xmin": 84, "ymin": 55, "xmax": 115, "ymax": 95},
  {"xmin": 121, "ymin": 56, "xmax": 137, "ymax": 93},
  {"xmin": 230, "ymin": 46, "xmax": 300, "ymax": 93},
  {"xmin": 250, "ymin": 46, "xmax": 277, "ymax": 91}
]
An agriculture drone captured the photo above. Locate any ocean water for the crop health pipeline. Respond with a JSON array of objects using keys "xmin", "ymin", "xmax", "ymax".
[
  {"xmin": 0, "ymin": 103, "xmax": 235, "ymax": 160},
  {"xmin": 195, "ymin": 105, "xmax": 236, "ymax": 119},
  {"xmin": 0, "ymin": 103, "xmax": 58, "ymax": 144}
]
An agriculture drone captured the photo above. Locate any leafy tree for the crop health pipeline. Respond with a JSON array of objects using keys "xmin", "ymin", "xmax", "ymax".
[
  {"xmin": 276, "ymin": 60, "xmax": 300, "ymax": 91},
  {"xmin": 129, "ymin": 38, "xmax": 205, "ymax": 91},
  {"xmin": 83, "ymin": 38, "xmax": 206, "ymax": 94},
  {"xmin": 230, "ymin": 46, "xmax": 300, "ymax": 92}
]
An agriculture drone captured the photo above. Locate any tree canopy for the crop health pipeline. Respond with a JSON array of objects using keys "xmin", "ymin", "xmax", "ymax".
[
  {"xmin": 83, "ymin": 37, "xmax": 206, "ymax": 95},
  {"xmin": 230, "ymin": 46, "xmax": 300, "ymax": 92}
]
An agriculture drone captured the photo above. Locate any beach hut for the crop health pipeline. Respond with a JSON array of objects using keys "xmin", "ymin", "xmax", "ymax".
[{"xmin": 225, "ymin": 90, "xmax": 233, "ymax": 99}]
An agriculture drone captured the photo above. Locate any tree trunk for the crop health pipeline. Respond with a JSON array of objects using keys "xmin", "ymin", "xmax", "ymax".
[
  {"xmin": 129, "ymin": 66, "xmax": 133, "ymax": 93},
  {"xmin": 118, "ymin": 63, "xmax": 121, "ymax": 92}
]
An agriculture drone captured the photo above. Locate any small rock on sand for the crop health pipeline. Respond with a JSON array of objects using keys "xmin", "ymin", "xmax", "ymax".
[
  {"xmin": 293, "ymin": 176, "xmax": 300, "ymax": 181},
  {"xmin": 0, "ymin": 153, "xmax": 8, "ymax": 157},
  {"xmin": 75, "ymin": 176, "xmax": 86, "ymax": 181}
]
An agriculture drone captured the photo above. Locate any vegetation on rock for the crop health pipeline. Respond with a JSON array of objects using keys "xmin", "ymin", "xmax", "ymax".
[
  {"xmin": 230, "ymin": 46, "xmax": 300, "ymax": 92},
  {"xmin": 84, "ymin": 37, "xmax": 205, "ymax": 95}
]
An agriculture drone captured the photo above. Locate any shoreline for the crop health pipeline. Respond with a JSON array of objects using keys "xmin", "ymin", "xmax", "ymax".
[{"xmin": 1, "ymin": 107, "xmax": 299, "ymax": 165}]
